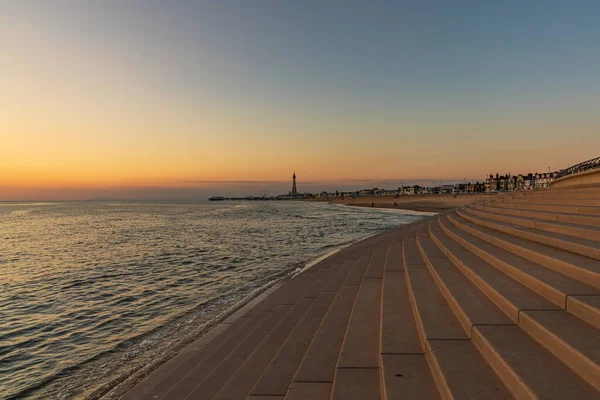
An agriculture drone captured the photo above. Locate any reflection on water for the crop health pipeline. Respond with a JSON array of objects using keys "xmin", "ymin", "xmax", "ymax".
[{"xmin": 0, "ymin": 201, "xmax": 425, "ymax": 399}]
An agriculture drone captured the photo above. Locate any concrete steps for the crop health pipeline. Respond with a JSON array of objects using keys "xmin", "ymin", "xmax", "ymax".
[
  {"xmin": 446, "ymin": 212, "xmax": 600, "ymax": 288},
  {"xmin": 121, "ymin": 186, "xmax": 600, "ymax": 400},
  {"xmin": 425, "ymin": 217, "xmax": 600, "ymax": 392},
  {"xmin": 457, "ymin": 208, "xmax": 600, "ymax": 260},
  {"xmin": 490, "ymin": 201, "xmax": 600, "ymax": 216},
  {"xmin": 480, "ymin": 203, "xmax": 600, "ymax": 227},
  {"xmin": 403, "ymin": 229, "xmax": 510, "ymax": 399},
  {"xmin": 500, "ymin": 197, "xmax": 600, "ymax": 207},
  {"xmin": 467, "ymin": 205, "xmax": 600, "ymax": 242},
  {"xmin": 439, "ymin": 215, "xmax": 600, "ymax": 318}
]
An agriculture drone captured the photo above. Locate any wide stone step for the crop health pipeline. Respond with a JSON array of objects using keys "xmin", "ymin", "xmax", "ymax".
[
  {"xmin": 439, "ymin": 214, "xmax": 600, "ymax": 308},
  {"xmin": 208, "ymin": 297, "xmax": 316, "ymax": 400},
  {"xmin": 404, "ymin": 236, "xmax": 467, "ymax": 341},
  {"xmin": 519, "ymin": 310, "xmax": 600, "ymax": 391},
  {"xmin": 432, "ymin": 218, "xmax": 558, "ymax": 321},
  {"xmin": 447, "ymin": 212, "xmax": 600, "ymax": 289},
  {"xmin": 473, "ymin": 325, "xmax": 599, "ymax": 399},
  {"xmin": 231, "ymin": 260, "xmax": 352, "ymax": 399},
  {"xmin": 161, "ymin": 261, "xmax": 344, "ymax": 399},
  {"xmin": 511, "ymin": 187, "xmax": 600, "ymax": 196},
  {"xmin": 416, "ymin": 223, "xmax": 512, "ymax": 334},
  {"xmin": 120, "ymin": 315, "xmax": 253, "ymax": 400},
  {"xmin": 223, "ymin": 290, "xmax": 336, "ymax": 399},
  {"xmin": 568, "ymin": 295, "xmax": 600, "ymax": 330},
  {"xmin": 381, "ymin": 354, "xmax": 440, "ymax": 400},
  {"xmin": 132, "ymin": 276, "xmax": 310, "ymax": 399},
  {"xmin": 434, "ymin": 216, "xmax": 600, "ymax": 389},
  {"xmin": 469, "ymin": 205, "xmax": 600, "ymax": 241},
  {"xmin": 428, "ymin": 340, "xmax": 512, "ymax": 400},
  {"xmin": 379, "ymin": 264, "xmax": 441, "ymax": 399},
  {"xmin": 490, "ymin": 201, "xmax": 600, "ymax": 216},
  {"xmin": 290, "ymin": 243, "xmax": 380, "ymax": 399},
  {"xmin": 508, "ymin": 192, "xmax": 600, "ymax": 200},
  {"xmin": 500, "ymin": 197, "xmax": 600, "ymax": 206},
  {"xmin": 402, "ymin": 225, "xmax": 510, "ymax": 398},
  {"xmin": 481, "ymin": 203, "xmax": 600, "ymax": 227},
  {"xmin": 457, "ymin": 208, "xmax": 600, "ymax": 260},
  {"xmin": 331, "ymin": 237, "xmax": 400, "ymax": 400},
  {"xmin": 164, "ymin": 306, "xmax": 290, "ymax": 399}
]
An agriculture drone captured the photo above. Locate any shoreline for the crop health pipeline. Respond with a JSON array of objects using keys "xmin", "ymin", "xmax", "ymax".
[
  {"xmin": 116, "ymin": 224, "xmax": 411, "ymax": 399},
  {"xmin": 95, "ymin": 231, "xmax": 386, "ymax": 400}
]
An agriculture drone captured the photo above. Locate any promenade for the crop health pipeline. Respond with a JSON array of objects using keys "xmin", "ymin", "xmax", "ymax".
[{"xmin": 121, "ymin": 183, "xmax": 600, "ymax": 399}]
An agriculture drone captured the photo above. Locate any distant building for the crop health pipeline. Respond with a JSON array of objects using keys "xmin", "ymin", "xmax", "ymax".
[
  {"xmin": 535, "ymin": 172, "xmax": 558, "ymax": 188},
  {"xmin": 441, "ymin": 184, "xmax": 455, "ymax": 194}
]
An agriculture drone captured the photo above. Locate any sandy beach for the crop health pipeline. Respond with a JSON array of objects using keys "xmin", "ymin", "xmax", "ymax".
[{"xmin": 330, "ymin": 193, "xmax": 496, "ymax": 213}]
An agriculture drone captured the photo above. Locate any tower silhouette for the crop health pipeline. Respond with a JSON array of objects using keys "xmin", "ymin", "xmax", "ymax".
[{"xmin": 291, "ymin": 172, "xmax": 297, "ymax": 194}]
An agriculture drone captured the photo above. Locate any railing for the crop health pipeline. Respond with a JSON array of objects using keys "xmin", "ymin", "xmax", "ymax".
[{"xmin": 554, "ymin": 156, "xmax": 600, "ymax": 180}]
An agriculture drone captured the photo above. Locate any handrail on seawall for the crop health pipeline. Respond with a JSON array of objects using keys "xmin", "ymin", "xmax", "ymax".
[{"xmin": 554, "ymin": 155, "xmax": 600, "ymax": 180}]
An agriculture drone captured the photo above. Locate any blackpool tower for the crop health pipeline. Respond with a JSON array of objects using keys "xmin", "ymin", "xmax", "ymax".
[{"xmin": 291, "ymin": 172, "xmax": 297, "ymax": 195}]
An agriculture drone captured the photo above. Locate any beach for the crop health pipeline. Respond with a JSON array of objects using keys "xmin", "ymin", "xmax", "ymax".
[{"xmin": 331, "ymin": 193, "xmax": 496, "ymax": 213}]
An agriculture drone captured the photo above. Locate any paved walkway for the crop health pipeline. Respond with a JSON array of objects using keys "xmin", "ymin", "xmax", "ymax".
[{"xmin": 122, "ymin": 186, "xmax": 600, "ymax": 399}]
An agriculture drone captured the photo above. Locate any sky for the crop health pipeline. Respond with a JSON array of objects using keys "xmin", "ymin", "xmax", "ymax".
[{"xmin": 2, "ymin": 1, "xmax": 600, "ymax": 200}]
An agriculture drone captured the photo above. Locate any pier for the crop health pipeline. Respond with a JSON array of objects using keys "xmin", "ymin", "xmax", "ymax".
[{"xmin": 121, "ymin": 161, "xmax": 600, "ymax": 399}]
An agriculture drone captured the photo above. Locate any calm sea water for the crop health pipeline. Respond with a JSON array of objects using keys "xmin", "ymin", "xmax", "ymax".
[{"xmin": 0, "ymin": 201, "xmax": 427, "ymax": 399}]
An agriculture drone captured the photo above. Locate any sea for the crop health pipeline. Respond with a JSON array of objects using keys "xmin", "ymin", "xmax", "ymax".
[{"xmin": 0, "ymin": 201, "xmax": 429, "ymax": 399}]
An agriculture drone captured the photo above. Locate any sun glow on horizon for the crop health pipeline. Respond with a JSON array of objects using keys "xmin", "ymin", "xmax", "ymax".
[{"xmin": 2, "ymin": 2, "xmax": 600, "ymax": 200}]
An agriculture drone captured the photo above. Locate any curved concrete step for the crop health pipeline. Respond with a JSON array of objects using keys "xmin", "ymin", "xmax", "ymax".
[
  {"xmin": 431, "ymin": 218, "xmax": 559, "ymax": 321},
  {"xmin": 439, "ymin": 214, "xmax": 600, "ymax": 311},
  {"xmin": 511, "ymin": 187, "xmax": 600, "ymax": 196},
  {"xmin": 480, "ymin": 203, "xmax": 600, "ymax": 227},
  {"xmin": 207, "ymin": 297, "xmax": 316, "ymax": 400},
  {"xmin": 416, "ymin": 223, "xmax": 513, "ymax": 335},
  {"xmin": 432, "ymin": 216, "xmax": 600, "ymax": 390},
  {"xmin": 519, "ymin": 310, "xmax": 600, "ymax": 391},
  {"xmin": 403, "ymin": 225, "xmax": 512, "ymax": 399},
  {"xmin": 473, "ymin": 325, "xmax": 598, "ymax": 399},
  {"xmin": 468, "ymin": 205, "xmax": 600, "ymax": 242},
  {"xmin": 457, "ymin": 208, "xmax": 600, "ymax": 260},
  {"xmin": 225, "ymin": 292, "xmax": 338, "ymax": 398},
  {"xmin": 161, "ymin": 258, "xmax": 347, "ymax": 399},
  {"xmin": 289, "ymin": 242, "xmax": 384, "ymax": 400},
  {"xmin": 121, "ymin": 316, "xmax": 254, "ymax": 400},
  {"xmin": 500, "ymin": 197, "xmax": 600, "ymax": 206},
  {"xmin": 490, "ymin": 201, "xmax": 600, "ymax": 217},
  {"xmin": 447, "ymin": 212, "xmax": 600, "ymax": 288},
  {"xmin": 133, "ymin": 279, "xmax": 308, "ymax": 399},
  {"xmin": 379, "ymin": 265, "xmax": 440, "ymax": 400},
  {"xmin": 508, "ymin": 192, "xmax": 600, "ymax": 200}
]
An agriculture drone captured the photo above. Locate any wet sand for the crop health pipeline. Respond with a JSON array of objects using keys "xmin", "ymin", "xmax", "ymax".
[{"xmin": 331, "ymin": 194, "xmax": 496, "ymax": 213}]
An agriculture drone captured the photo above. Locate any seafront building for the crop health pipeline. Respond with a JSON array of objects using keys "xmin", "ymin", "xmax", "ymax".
[{"xmin": 485, "ymin": 171, "xmax": 560, "ymax": 192}]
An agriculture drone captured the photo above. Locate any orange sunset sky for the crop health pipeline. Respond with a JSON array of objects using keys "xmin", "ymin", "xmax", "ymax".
[{"xmin": 2, "ymin": 2, "xmax": 599, "ymax": 200}]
